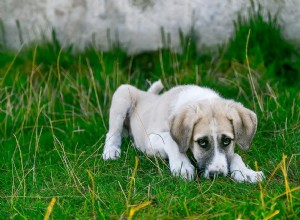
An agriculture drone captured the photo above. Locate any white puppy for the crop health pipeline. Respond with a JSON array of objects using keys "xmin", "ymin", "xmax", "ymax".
[{"xmin": 103, "ymin": 80, "xmax": 264, "ymax": 183}]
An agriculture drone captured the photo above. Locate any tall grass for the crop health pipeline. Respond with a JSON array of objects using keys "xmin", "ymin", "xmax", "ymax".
[{"xmin": 0, "ymin": 13, "xmax": 299, "ymax": 219}]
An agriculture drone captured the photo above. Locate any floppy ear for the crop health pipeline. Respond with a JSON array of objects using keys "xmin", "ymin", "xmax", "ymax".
[
  {"xmin": 227, "ymin": 102, "xmax": 257, "ymax": 150},
  {"xmin": 169, "ymin": 105, "xmax": 202, "ymax": 153}
]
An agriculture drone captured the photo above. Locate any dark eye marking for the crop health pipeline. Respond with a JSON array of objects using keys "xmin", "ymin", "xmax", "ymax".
[
  {"xmin": 221, "ymin": 135, "xmax": 232, "ymax": 147},
  {"xmin": 196, "ymin": 137, "xmax": 209, "ymax": 149}
]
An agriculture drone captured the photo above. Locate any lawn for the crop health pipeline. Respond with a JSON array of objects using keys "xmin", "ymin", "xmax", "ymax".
[{"xmin": 0, "ymin": 15, "xmax": 299, "ymax": 219}]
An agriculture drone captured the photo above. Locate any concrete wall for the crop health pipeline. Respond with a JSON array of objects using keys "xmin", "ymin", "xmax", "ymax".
[{"xmin": 0, "ymin": 0, "xmax": 299, "ymax": 53}]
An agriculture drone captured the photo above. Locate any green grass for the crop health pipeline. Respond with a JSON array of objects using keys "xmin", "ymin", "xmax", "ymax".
[{"xmin": 0, "ymin": 15, "xmax": 299, "ymax": 219}]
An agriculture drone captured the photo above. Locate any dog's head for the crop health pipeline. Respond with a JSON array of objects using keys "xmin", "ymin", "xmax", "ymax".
[{"xmin": 170, "ymin": 99, "xmax": 257, "ymax": 179}]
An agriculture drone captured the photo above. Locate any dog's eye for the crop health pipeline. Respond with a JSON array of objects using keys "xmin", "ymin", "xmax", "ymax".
[
  {"xmin": 196, "ymin": 138, "xmax": 208, "ymax": 148},
  {"xmin": 222, "ymin": 136, "xmax": 232, "ymax": 147}
]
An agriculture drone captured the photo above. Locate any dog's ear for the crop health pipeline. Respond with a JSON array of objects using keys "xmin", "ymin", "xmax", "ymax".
[
  {"xmin": 169, "ymin": 105, "xmax": 202, "ymax": 153},
  {"xmin": 227, "ymin": 102, "xmax": 257, "ymax": 150}
]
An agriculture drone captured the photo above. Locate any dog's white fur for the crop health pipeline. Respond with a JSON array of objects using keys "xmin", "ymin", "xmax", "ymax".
[{"xmin": 103, "ymin": 80, "xmax": 264, "ymax": 183}]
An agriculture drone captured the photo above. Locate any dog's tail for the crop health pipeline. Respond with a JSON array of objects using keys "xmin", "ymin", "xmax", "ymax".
[{"xmin": 147, "ymin": 80, "xmax": 164, "ymax": 94}]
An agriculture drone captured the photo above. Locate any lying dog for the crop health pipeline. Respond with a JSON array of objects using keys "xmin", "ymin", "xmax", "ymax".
[{"xmin": 103, "ymin": 80, "xmax": 264, "ymax": 183}]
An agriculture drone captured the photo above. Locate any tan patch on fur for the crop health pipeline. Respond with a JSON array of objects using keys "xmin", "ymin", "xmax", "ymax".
[
  {"xmin": 192, "ymin": 99, "xmax": 257, "ymax": 150},
  {"xmin": 170, "ymin": 104, "xmax": 202, "ymax": 153},
  {"xmin": 193, "ymin": 101, "xmax": 234, "ymax": 141},
  {"xmin": 171, "ymin": 99, "xmax": 257, "ymax": 150},
  {"xmin": 226, "ymin": 101, "xmax": 257, "ymax": 150}
]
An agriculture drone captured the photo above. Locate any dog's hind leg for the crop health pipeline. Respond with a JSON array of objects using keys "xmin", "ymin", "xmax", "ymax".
[
  {"xmin": 147, "ymin": 80, "xmax": 164, "ymax": 94},
  {"xmin": 103, "ymin": 85, "xmax": 138, "ymax": 160}
]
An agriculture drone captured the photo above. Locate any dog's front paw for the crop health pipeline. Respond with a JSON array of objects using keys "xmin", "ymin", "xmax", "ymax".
[
  {"xmin": 231, "ymin": 169, "xmax": 264, "ymax": 183},
  {"xmin": 102, "ymin": 146, "xmax": 121, "ymax": 160},
  {"xmin": 170, "ymin": 161, "xmax": 195, "ymax": 181}
]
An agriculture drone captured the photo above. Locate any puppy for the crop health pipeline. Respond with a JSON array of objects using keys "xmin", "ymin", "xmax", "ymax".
[{"xmin": 103, "ymin": 80, "xmax": 264, "ymax": 183}]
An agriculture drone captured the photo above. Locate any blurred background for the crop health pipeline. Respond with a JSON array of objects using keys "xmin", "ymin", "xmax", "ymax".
[{"xmin": 1, "ymin": 0, "xmax": 300, "ymax": 53}]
